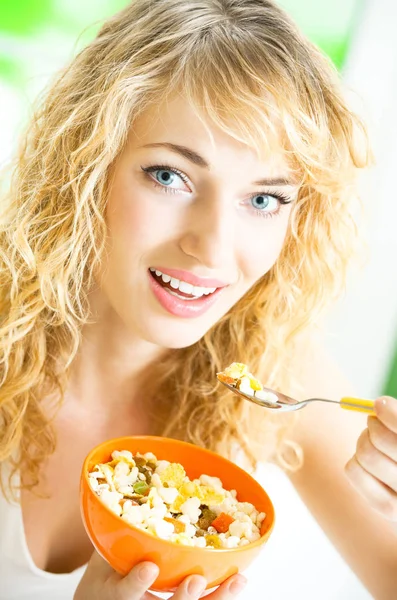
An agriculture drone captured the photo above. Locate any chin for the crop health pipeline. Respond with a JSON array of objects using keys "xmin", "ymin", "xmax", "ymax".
[
  {"xmin": 144, "ymin": 324, "xmax": 208, "ymax": 349},
  {"xmin": 132, "ymin": 312, "xmax": 218, "ymax": 350}
]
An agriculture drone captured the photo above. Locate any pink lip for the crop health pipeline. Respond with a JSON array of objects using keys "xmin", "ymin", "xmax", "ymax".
[
  {"xmin": 148, "ymin": 271, "xmax": 225, "ymax": 318},
  {"xmin": 151, "ymin": 267, "xmax": 228, "ymax": 289}
]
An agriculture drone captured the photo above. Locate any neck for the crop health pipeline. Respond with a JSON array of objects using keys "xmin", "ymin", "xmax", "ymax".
[{"xmin": 67, "ymin": 290, "xmax": 166, "ymax": 411}]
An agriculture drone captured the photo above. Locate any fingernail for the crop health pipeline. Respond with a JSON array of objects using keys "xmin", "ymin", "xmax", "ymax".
[
  {"xmin": 138, "ymin": 563, "xmax": 158, "ymax": 583},
  {"xmin": 187, "ymin": 576, "xmax": 207, "ymax": 596},
  {"xmin": 229, "ymin": 576, "xmax": 247, "ymax": 595},
  {"xmin": 375, "ymin": 397, "xmax": 388, "ymax": 413}
]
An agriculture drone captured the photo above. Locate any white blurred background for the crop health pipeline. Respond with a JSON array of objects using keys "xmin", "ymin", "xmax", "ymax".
[
  {"xmin": 1, "ymin": 0, "xmax": 396, "ymax": 598},
  {"xmin": 325, "ymin": 0, "xmax": 397, "ymax": 400}
]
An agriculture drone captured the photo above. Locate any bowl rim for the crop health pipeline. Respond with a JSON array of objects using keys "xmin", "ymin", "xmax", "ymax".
[{"xmin": 81, "ymin": 435, "xmax": 276, "ymax": 554}]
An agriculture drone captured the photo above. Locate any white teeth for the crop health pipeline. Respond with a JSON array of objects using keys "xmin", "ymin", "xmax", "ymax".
[
  {"xmin": 150, "ymin": 268, "xmax": 218, "ymax": 297},
  {"xmin": 192, "ymin": 286, "xmax": 206, "ymax": 298},
  {"xmin": 179, "ymin": 281, "xmax": 194, "ymax": 295},
  {"xmin": 205, "ymin": 287, "xmax": 216, "ymax": 295}
]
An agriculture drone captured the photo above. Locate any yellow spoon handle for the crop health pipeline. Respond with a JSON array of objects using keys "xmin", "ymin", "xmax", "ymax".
[{"xmin": 340, "ymin": 397, "xmax": 375, "ymax": 415}]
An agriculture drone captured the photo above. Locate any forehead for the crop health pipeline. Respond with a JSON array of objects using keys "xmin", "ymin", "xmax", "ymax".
[{"xmin": 129, "ymin": 95, "xmax": 295, "ymax": 179}]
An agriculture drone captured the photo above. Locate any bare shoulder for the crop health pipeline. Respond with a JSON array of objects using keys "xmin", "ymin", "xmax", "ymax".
[{"xmin": 289, "ymin": 335, "xmax": 367, "ymax": 459}]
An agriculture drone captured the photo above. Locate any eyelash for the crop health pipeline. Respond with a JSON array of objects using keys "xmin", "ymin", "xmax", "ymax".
[
  {"xmin": 141, "ymin": 164, "xmax": 292, "ymax": 218},
  {"xmin": 141, "ymin": 164, "xmax": 190, "ymax": 193}
]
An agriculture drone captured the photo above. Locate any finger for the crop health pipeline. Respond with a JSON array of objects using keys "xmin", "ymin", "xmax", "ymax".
[
  {"xmin": 115, "ymin": 562, "xmax": 160, "ymax": 598},
  {"xmin": 204, "ymin": 575, "xmax": 247, "ymax": 598},
  {"xmin": 345, "ymin": 456, "xmax": 397, "ymax": 520},
  {"xmin": 375, "ymin": 396, "xmax": 397, "ymax": 434},
  {"xmin": 367, "ymin": 416, "xmax": 397, "ymax": 462},
  {"xmin": 355, "ymin": 429, "xmax": 397, "ymax": 493},
  {"xmin": 170, "ymin": 573, "xmax": 247, "ymax": 600},
  {"xmin": 171, "ymin": 575, "xmax": 207, "ymax": 599}
]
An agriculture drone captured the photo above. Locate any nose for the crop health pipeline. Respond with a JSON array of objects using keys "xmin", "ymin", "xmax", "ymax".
[{"xmin": 179, "ymin": 195, "xmax": 236, "ymax": 270}]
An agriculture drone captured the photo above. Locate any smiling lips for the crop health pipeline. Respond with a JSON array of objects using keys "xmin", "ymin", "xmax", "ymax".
[
  {"xmin": 149, "ymin": 268, "xmax": 217, "ymax": 300},
  {"xmin": 148, "ymin": 267, "xmax": 228, "ymax": 318}
]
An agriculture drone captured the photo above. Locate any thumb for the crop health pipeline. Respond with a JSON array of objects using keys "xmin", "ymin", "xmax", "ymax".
[
  {"xmin": 86, "ymin": 551, "xmax": 116, "ymax": 579},
  {"xmin": 116, "ymin": 562, "xmax": 160, "ymax": 597},
  {"xmin": 75, "ymin": 552, "xmax": 159, "ymax": 599},
  {"xmin": 74, "ymin": 551, "xmax": 116, "ymax": 599}
]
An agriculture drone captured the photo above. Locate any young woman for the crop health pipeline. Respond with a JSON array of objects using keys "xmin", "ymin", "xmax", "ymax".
[{"xmin": 1, "ymin": 1, "xmax": 396, "ymax": 599}]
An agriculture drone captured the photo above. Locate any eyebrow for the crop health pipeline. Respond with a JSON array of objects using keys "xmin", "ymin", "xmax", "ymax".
[
  {"xmin": 141, "ymin": 142, "xmax": 295, "ymax": 187},
  {"xmin": 142, "ymin": 142, "xmax": 209, "ymax": 168}
]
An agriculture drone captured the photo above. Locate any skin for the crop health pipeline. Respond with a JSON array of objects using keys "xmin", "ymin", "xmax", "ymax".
[
  {"xmin": 19, "ymin": 96, "xmax": 397, "ymax": 600},
  {"xmin": 346, "ymin": 399, "xmax": 397, "ymax": 516}
]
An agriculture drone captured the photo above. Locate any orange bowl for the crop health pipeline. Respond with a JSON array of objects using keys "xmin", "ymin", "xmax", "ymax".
[{"xmin": 80, "ymin": 436, "xmax": 275, "ymax": 592}]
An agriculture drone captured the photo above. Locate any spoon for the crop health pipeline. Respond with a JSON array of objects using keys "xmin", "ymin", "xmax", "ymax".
[{"xmin": 217, "ymin": 377, "xmax": 375, "ymax": 414}]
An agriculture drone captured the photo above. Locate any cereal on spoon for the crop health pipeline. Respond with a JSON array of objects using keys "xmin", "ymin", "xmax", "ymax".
[
  {"xmin": 88, "ymin": 450, "xmax": 266, "ymax": 549},
  {"xmin": 217, "ymin": 362, "xmax": 279, "ymax": 404}
]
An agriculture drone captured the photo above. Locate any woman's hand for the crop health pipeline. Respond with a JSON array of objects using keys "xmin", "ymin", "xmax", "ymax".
[
  {"xmin": 345, "ymin": 396, "xmax": 397, "ymax": 521},
  {"xmin": 74, "ymin": 551, "xmax": 247, "ymax": 600}
]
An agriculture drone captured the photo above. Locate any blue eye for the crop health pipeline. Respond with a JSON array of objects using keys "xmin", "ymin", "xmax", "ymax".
[
  {"xmin": 251, "ymin": 194, "xmax": 279, "ymax": 212},
  {"xmin": 142, "ymin": 165, "xmax": 190, "ymax": 192},
  {"xmin": 155, "ymin": 169, "xmax": 176, "ymax": 186}
]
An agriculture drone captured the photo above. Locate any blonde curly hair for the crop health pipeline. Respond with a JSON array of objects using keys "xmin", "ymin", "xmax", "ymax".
[{"xmin": 0, "ymin": 0, "xmax": 369, "ymax": 497}]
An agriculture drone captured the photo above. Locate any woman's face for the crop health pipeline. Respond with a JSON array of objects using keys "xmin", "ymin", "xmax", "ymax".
[{"xmin": 98, "ymin": 96, "xmax": 299, "ymax": 348}]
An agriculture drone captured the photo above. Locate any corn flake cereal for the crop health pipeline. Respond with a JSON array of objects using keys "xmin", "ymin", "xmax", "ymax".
[
  {"xmin": 159, "ymin": 463, "xmax": 186, "ymax": 488},
  {"xmin": 217, "ymin": 362, "xmax": 263, "ymax": 393}
]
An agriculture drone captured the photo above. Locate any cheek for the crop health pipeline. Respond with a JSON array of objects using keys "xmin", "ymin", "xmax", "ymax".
[
  {"xmin": 239, "ymin": 218, "xmax": 290, "ymax": 279},
  {"xmin": 106, "ymin": 179, "xmax": 171, "ymax": 253}
]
